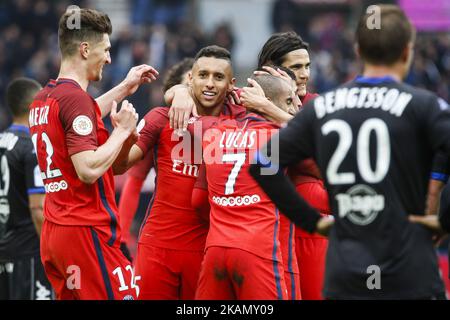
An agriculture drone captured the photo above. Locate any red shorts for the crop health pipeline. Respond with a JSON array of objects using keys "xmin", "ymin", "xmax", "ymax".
[
  {"xmin": 134, "ymin": 243, "xmax": 204, "ymax": 300},
  {"xmin": 195, "ymin": 246, "xmax": 288, "ymax": 300},
  {"xmin": 285, "ymin": 271, "xmax": 301, "ymax": 300},
  {"xmin": 295, "ymin": 236, "xmax": 328, "ymax": 300},
  {"xmin": 40, "ymin": 220, "xmax": 137, "ymax": 300}
]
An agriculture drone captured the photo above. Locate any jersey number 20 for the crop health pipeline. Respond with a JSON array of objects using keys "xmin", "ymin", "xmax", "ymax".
[{"xmin": 322, "ymin": 118, "xmax": 390, "ymax": 185}]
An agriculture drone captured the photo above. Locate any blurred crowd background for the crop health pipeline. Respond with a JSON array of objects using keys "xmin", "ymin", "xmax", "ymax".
[
  {"xmin": 1, "ymin": 0, "xmax": 449, "ymax": 130},
  {"xmin": 0, "ymin": 0, "xmax": 449, "ymax": 264}
]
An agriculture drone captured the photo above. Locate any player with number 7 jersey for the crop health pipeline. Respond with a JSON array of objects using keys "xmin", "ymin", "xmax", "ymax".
[{"xmin": 195, "ymin": 114, "xmax": 288, "ymax": 300}]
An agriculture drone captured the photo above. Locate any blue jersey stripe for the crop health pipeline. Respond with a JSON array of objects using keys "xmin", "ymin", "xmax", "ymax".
[
  {"xmin": 97, "ymin": 177, "xmax": 118, "ymax": 246},
  {"xmin": 272, "ymin": 209, "xmax": 283, "ymax": 300},
  {"xmin": 288, "ymin": 222, "xmax": 296, "ymax": 300},
  {"xmin": 27, "ymin": 187, "xmax": 46, "ymax": 195},
  {"xmin": 9, "ymin": 124, "xmax": 30, "ymax": 134},
  {"xmin": 430, "ymin": 172, "xmax": 449, "ymax": 183},
  {"xmin": 90, "ymin": 228, "xmax": 115, "ymax": 300},
  {"xmin": 354, "ymin": 75, "xmax": 397, "ymax": 84}
]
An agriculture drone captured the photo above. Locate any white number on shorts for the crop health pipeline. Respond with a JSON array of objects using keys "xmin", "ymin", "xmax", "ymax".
[{"xmin": 112, "ymin": 265, "xmax": 140, "ymax": 297}]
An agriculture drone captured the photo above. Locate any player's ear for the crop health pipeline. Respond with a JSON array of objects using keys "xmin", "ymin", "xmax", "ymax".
[
  {"xmin": 228, "ymin": 77, "xmax": 236, "ymax": 92},
  {"xmin": 401, "ymin": 42, "xmax": 414, "ymax": 63},
  {"xmin": 80, "ymin": 42, "xmax": 89, "ymax": 60},
  {"xmin": 188, "ymin": 71, "xmax": 193, "ymax": 87}
]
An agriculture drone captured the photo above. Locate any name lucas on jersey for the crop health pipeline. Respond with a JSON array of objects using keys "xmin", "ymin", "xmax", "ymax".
[{"xmin": 29, "ymin": 105, "xmax": 49, "ymax": 127}]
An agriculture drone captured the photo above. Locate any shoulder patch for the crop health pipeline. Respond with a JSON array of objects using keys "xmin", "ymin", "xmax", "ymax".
[{"xmin": 72, "ymin": 115, "xmax": 93, "ymax": 136}]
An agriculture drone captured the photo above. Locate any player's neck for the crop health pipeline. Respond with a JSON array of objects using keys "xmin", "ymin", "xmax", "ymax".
[
  {"xmin": 12, "ymin": 115, "xmax": 28, "ymax": 127},
  {"xmin": 362, "ymin": 64, "xmax": 404, "ymax": 82},
  {"xmin": 58, "ymin": 59, "xmax": 89, "ymax": 91},
  {"xmin": 196, "ymin": 102, "xmax": 224, "ymax": 117}
]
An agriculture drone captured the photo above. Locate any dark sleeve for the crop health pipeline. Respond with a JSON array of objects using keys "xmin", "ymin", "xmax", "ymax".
[
  {"xmin": 59, "ymin": 91, "xmax": 98, "ymax": 156},
  {"xmin": 430, "ymin": 150, "xmax": 450, "ymax": 183},
  {"xmin": 425, "ymin": 96, "xmax": 450, "ymax": 154},
  {"xmin": 249, "ymin": 104, "xmax": 322, "ymax": 233},
  {"xmin": 438, "ymin": 182, "xmax": 450, "ymax": 233},
  {"xmin": 23, "ymin": 139, "xmax": 45, "ymax": 195},
  {"xmin": 136, "ymin": 107, "xmax": 169, "ymax": 155}
]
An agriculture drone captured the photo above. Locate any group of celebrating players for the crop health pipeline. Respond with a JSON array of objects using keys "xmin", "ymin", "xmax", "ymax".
[{"xmin": 1, "ymin": 3, "xmax": 450, "ymax": 300}]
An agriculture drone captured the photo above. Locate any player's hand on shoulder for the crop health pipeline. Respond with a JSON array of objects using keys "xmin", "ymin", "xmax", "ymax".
[
  {"xmin": 111, "ymin": 100, "xmax": 139, "ymax": 133},
  {"xmin": 122, "ymin": 64, "xmax": 159, "ymax": 96},
  {"xmin": 240, "ymin": 78, "xmax": 268, "ymax": 112},
  {"xmin": 226, "ymin": 86, "xmax": 241, "ymax": 105},
  {"xmin": 168, "ymin": 85, "xmax": 197, "ymax": 135}
]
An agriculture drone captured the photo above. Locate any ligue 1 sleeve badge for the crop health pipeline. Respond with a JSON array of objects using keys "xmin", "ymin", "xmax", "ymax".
[{"xmin": 73, "ymin": 115, "xmax": 93, "ymax": 136}]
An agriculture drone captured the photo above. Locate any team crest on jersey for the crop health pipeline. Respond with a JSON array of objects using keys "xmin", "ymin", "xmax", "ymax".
[
  {"xmin": 336, "ymin": 184, "xmax": 384, "ymax": 226},
  {"xmin": 73, "ymin": 115, "xmax": 93, "ymax": 136}
]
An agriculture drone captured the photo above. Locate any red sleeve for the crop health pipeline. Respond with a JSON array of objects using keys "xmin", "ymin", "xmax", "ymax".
[
  {"xmin": 301, "ymin": 92, "xmax": 319, "ymax": 105},
  {"xmin": 194, "ymin": 163, "xmax": 208, "ymax": 190},
  {"xmin": 136, "ymin": 107, "xmax": 169, "ymax": 155},
  {"xmin": 59, "ymin": 91, "xmax": 98, "ymax": 156},
  {"xmin": 192, "ymin": 164, "xmax": 210, "ymax": 222},
  {"xmin": 118, "ymin": 175, "xmax": 145, "ymax": 243},
  {"xmin": 128, "ymin": 150, "xmax": 154, "ymax": 180}
]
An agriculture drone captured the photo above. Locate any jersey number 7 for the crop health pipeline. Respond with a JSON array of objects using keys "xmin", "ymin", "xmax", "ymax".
[{"xmin": 222, "ymin": 153, "xmax": 246, "ymax": 195}]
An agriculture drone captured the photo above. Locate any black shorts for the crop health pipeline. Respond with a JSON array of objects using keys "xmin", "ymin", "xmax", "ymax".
[{"xmin": 0, "ymin": 255, "xmax": 54, "ymax": 300}]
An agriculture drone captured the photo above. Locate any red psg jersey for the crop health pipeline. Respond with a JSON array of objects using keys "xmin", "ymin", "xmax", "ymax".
[
  {"xmin": 29, "ymin": 79, "xmax": 120, "ymax": 241},
  {"xmin": 136, "ymin": 103, "xmax": 245, "ymax": 251},
  {"xmin": 203, "ymin": 114, "xmax": 283, "ymax": 261}
]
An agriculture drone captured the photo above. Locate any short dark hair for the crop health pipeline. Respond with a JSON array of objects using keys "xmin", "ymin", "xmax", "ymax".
[
  {"xmin": 258, "ymin": 31, "xmax": 309, "ymax": 69},
  {"xmin": 356, "ymin": 5, "xmax": 415, "ymax": 65},
  {"xmin": 251, "ymin": 74, "xmax": 290, "ymax": 106},
  {"xmin": 194, "ymin": 45, "xmax": 231, "ymax": 63},
  {"xmin": 163, "ymin": 58, "xmax": 195, "ymax": 93},
  {"xmin": 256, "ymin": 65, "xmax": 297, "ymax": 81},
  {"xmin": 6, "ymin": 78, "xmax": 42, "ymax": 117},
  {"xmin": 58, "ymin": 8, "xmax": 112, "ymax": 57}
]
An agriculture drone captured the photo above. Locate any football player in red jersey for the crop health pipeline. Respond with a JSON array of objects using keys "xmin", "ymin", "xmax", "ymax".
[
  {"xmin": 192, "ymin": 73, "xmax": 298, "ymax": 299},
  {"xmin": 118, "ymin": 58, "xmax": 194, "ymax": 259},
  {"xmin": 252, "ymin": 31, "xmax": 330, "ymax": 300},
  {"xmin": 29, "ymin": 8, "xmax": 158, "ymax": 300},
  {"xmin": 115, "ymin": 46, "xmax": 246, "ymax": 300}
]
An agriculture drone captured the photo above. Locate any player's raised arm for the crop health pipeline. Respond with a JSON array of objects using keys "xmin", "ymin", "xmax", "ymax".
[{"xmin": 71, "ymin": 100, "xmax": 138, "ymax": 184}]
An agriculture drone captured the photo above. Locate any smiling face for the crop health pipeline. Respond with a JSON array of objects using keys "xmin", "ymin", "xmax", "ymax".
[
  {"xmin": 189, "ymin": 56, "xmax": 235, "ymax": 115},
  {"xmin": 281, "ymin": 48, "xmax": 310, "ymax": 97},
  {"xmin": 86, "ymin": 33, "xmax": 111, "ymax": 81}
]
